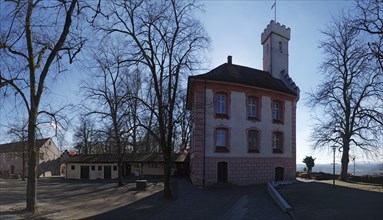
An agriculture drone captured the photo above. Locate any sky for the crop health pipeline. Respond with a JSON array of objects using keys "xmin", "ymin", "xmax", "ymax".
[
  {"xmin": 197, "ymin": 0, "xmax": 362, "ymax": 164},
  {"xmin": 1, "ymin": 0, "xmax": 380, "ymax": 165}
]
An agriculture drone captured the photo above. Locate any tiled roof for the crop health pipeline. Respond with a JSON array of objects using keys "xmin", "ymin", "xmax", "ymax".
[
  {"xmin": 62, "ymin": 152, "xmax": 189, "ymax": 163},
  {"xmin": 0, "ymin": 138, "xmax": 50, "ymax": 153},
  {"xmin": 189, "ymin": 63, "xmax": 297, "ymax": 96}
]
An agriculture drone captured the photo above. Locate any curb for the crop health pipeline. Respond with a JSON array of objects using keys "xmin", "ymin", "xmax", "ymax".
[{"xmin": 267, "ymin": 183, "xmax": 297, "ymax": 220}]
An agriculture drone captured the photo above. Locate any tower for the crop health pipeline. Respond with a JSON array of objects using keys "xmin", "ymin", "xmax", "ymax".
[{"xmin": 261, "ymin": 20, "xmax": 290, "ymax": 80}]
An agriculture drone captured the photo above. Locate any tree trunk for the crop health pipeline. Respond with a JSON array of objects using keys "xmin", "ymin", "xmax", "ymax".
[
  {"xmin": 163, "ymin": 150, "xmax": 172, "ymax": 198},
  {"xmin": 22, "ymin": 146, "xmax": 26, "ymax": 181},
  {"xmin": 339, "ymin": 143, "xmax": 350, "ymax": 181},
  {"xmin": 26, "ymin": 110, "xmax": 38, "ymax": 213},
  {"xmin": 118, "ymin": 158, "xmax": 123, "ymax": 187}
]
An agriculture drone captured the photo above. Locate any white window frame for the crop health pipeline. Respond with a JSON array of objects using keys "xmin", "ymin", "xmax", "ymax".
[
  {"xmin": 216, "ymin": 94, "xmax": 226, "ymax": 114},
  {"xmin": 248, "ymin": 97, "xmax": 257, "ymax": 117}
]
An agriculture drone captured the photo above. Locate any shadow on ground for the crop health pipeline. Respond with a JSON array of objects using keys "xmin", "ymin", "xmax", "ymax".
[{"xmin": 278, "ymin": 180, "xmax": 383, "ymax": 220}]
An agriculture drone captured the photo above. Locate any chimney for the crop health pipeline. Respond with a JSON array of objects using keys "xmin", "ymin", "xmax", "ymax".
[{"xmin": 227, "ymin": 55, "xmax": 232, "ymax": 64}]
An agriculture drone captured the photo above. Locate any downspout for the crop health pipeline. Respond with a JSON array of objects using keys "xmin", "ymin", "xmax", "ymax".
[
  {"xmin": 203, "ymin": 79, "xmax": 207, "ymax": 188},
  {"xmin": 65, "ymin": 162, "xmax": 67, "ymax": 179}
]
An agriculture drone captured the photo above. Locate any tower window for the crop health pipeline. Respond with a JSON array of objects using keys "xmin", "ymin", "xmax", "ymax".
[{"xmin": 279, "ymin": 41, "xmax": 282, "ymax": 53}]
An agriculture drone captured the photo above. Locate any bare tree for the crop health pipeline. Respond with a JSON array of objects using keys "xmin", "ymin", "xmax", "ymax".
[
  {"xmin": 73, "ymin": 115, "xmax": 101, "ymax": 154},
  {"xmin": 174, "ymin": 89, "xmax": 192, "ymax": 152},
  {"xmin": 93, "ymin": 0, "xmax": 210, "ymax": 198},
  {"xmin": 0, "ymin": 0, "xmax": 84, "ymax": 212},
  {"xmin": 81, "ymin": 40, "xmax": 135, "ymax": 187},
  {"xmin": 308, "ymin": 12, "xmax": 383, "ymax": 181},
  {"xmin": 353, "ymin": 0, "xmax": 383, "ymax": 72}
]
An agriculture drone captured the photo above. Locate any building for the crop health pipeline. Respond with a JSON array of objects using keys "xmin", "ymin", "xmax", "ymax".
[
  {"xmin": 0, "ymin": 138, "xmax": 60, "ymax": 178},
  {"xmin": 186, "ymin": 20, "xmax": 300, "ymax": 186},
  {"xmin": 62, "ymin": 152, "xmax": 189, "ymax": 180}
]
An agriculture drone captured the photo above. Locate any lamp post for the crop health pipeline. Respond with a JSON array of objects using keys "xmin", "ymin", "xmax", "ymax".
[{"xmin": 331, "ymin": 146, "xmax": 337, "ymax": 188}]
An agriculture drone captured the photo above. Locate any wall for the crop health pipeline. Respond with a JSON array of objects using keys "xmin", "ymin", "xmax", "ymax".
[
  {"xmin": 205, "ymin": 89, "xmax": 293, "ymax": 158},
  {"xmin": 65, "ymin": 163, "xmax": 119, "ymax": 180},
  {"xmin": 189, "ymin": 80, "xmax": 298, "ymax": 186},
  {"xmin": 0, "ymin": 153, "xmax": 22, "ymax": 177},
  {"xmin": 64, "ymin": 162, "xmax": 176, "ymax": 179},
  {"xmin": 203, "ymin": 157, "xmax": 296, "ymax": 186}
]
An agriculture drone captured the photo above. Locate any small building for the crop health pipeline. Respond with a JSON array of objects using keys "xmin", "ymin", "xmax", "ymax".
[
  {"xmin": 62, "ymin": 152, "xmax": 189, "ymax": 180},
  {"xmin": 0, "ymin": 138, "xmax": 60, "ymax": 178},
  {"xmin": 186, "ymin": 20, "xmax": 300, "ymax": 186}
]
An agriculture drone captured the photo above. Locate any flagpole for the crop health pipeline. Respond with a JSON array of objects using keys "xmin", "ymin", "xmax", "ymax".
[
  {"xmin": 271, "ymin": 0, "xmax": 277, "ymax": 22},
  {"xmin": 275, "ymin": 0, "xmax": 277, "ymax": 21}
]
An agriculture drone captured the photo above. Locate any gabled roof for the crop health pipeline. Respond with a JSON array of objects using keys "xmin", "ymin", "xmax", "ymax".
[
  {"xmin": 0, "ymin": 138, "xmax": 51, "ymax": 153},
  {"xmin": 62, "ymin": 152, "xmax": 189, "ymax": 163},
  {"xmin": 189, "ymin": 63, "xmax": 297, "ymax": 96}
]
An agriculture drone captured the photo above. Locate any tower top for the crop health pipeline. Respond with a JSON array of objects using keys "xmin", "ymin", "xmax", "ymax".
[{"xmin": 261, "ymin": 20, "xmax": 290, "ymax": 44}]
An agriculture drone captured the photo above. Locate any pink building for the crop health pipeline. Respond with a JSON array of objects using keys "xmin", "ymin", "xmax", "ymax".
[{"xmin": 186, "ymin": 21, "xmax": 300, "ymax": 186}]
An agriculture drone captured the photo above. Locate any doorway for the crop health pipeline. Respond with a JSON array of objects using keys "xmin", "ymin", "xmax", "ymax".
[
  {"xmin": 275, "ymin": 167, "xmax": 284, "ymax": 181},
  {"xmin": 80, "ymin": 166, "xmax": 89, "ymax": 179},
  {"xmin": 104, "ymin": 166, "xmax": 112, "ymax": 179},
  {"xmin": 217, "ymin": 161, "xmax": 228, "ymax": 182}
]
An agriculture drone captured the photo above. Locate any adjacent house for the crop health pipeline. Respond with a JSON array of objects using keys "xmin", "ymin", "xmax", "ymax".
[
  {"xmin": 61, "ymin": 152, "xmax": 189, "ymax": 180},
  {"xmin": 186, "ymin": 20, "xmax": 300, "ymax": 186},
  {"xmin": 0, "ymin": 138, "xmax": 60, "ymax": 178}
]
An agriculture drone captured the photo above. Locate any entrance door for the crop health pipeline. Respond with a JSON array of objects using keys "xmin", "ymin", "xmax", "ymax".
[
  {"xmin": 217, "ymin": 162, "xmax": 228, "ymax": 182},
  {"xmin": 80, "ymin": 166, "xmax": 89, "ymax": 179},
  {"xmin": 123, "ymin": 164, "xmax": 131, "ymax": 177},
  {"xmin": 275, "ymin": 167, "xmax": 284, "ymax": 181},
  {"xmin": 104, "ymin": 166, "xmax": 112, "ymax": 179}
]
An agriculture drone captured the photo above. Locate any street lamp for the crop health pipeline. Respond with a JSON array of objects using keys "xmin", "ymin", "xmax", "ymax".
[{"xmin": 331, "ymin": 146, "xmax": 337, "ymax": 187}]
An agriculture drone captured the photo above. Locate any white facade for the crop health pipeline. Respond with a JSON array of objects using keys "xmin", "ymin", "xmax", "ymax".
[
  {"xmin": 63, "ymin": 162, "xmax": 176, "ymax": 180},
  {"xmin": 204, "ymin": 89, "xmax": 293, "ymax": 158}
]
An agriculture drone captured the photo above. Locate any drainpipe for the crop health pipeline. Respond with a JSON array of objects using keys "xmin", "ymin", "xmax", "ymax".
[
  {"xmin": 203, "ymin": 80, "xmax": 207, "ymax": 188},
  {"xmin": 65, "ymin": 162, "xmax": 67, "ymax": 179}
]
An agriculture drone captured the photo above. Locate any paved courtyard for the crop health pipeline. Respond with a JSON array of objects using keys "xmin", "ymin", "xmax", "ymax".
[
  {"xmin": 0, "ymin": 177, "xmax": 289, "ymax": 220},
  {"xmin": 4, "ymin": 176, "xmax": 380, "ymax": 220},
  {"xmin": 0, "ymin": 177, "xmax": 164, "ymax": 219}
]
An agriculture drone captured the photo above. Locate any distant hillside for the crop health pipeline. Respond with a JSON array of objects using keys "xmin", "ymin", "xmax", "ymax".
[{"xmin": 297, "ymin": 163, "xmax": 383, "ymax": 176}]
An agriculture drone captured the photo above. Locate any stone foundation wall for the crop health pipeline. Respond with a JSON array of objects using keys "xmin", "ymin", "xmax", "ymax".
[{"xmin": 191, "ymin": 156, "xmax": 296, "ymax": 186}]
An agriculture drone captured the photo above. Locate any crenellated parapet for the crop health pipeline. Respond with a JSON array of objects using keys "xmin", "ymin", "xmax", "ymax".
[
  {"xmin": 280, "ymin": 70, "xmax": 300, "ymax": 100},
  {"xmin": 261, "ymin": 20, "xmax": 290, "ymax": 44}
]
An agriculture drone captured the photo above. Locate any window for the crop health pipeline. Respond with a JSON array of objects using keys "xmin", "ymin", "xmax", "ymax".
[
  {"xmin": 91, "ymin": 166, "xmax": 95, "ymax": 171},
  {"xmin": 98, "ymin": 166, "xmax": 102, "ymax": 171},
  {"xmin": 71, "ymin": 165, "xmax": 75, "ymax": 170},
  {"xmin": 216, "ymin": 94, "xmax": 226, "ymax": 114},
  {"xmin": 272, "ymin": 132, "xmax": 284, "ymax": 153},
  {"xmin": 215, "ymin": 92, "xmax": 229, "ymax": 118},
  {"xmin": 248, "ymin": 130, "xmax": 260, "ymax": 153},
  {"xmin": 247, "ymin": 96, "xmax": 260, "ymax": 120},
  {"xmin": 279, "ymin": 41, "xmax": 283, "ymax": 53},
  {"xmin": 215, "ymin": 127, "xmax": 229, "ymax": 153},
  {"xmin": 272, "ymin": 100, "xmax": 284, "ymax": 123},
  {"xmin": 113, "ymin": 166, "xmax": 117, "ymax": 171}
]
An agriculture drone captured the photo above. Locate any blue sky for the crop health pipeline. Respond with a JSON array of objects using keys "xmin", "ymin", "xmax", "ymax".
[
  {"xmin": 198, "ymin": 0, "xmax": 356, "ymax": 164},
  {"xmin": 2, "ymin": 0, "xmax": 379, "ymax": 165}
]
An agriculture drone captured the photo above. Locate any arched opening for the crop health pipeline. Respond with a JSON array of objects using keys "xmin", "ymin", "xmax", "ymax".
[
  {"xmin": 217, "ymin": 161, "xmax": 228, "ymax": 182},
  {"xmin": 275, "ymin": 167, "xmax": 284, "ymax": 181}
]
